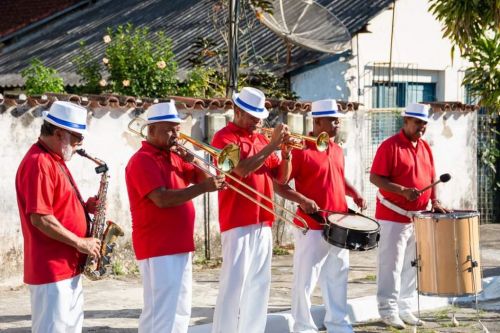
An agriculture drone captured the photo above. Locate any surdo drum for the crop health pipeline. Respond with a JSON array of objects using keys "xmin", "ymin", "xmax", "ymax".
[
  {"xmin": 323, "ymin": 212, "xmax": 380, "ymax": 251},
  {"xmin": 413, "ymin": 210, "xmax": 482, "ymax": 296}
]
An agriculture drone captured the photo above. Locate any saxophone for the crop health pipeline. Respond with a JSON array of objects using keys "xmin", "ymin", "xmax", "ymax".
[{"xmin": 76, "ymin": 149, "xmax": 124, "ymax": 281}]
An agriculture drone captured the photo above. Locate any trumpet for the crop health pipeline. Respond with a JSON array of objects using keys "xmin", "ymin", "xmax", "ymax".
[
  {"xmin": 127, "ymin": 117, "xmax": 309, "ymax": 233},
  {"xmin": 260, "ymin": 127, "xmax": 330, "ymax": 152}
]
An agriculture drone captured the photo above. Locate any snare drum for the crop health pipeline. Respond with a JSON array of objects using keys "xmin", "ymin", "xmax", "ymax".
[
  {"xmin": 413, "ymin": 210, "xmax": 482, "ymax": 296},
  {"xmin": 323, "ymin": 212, "xmax": 380, "ymax": 251}
]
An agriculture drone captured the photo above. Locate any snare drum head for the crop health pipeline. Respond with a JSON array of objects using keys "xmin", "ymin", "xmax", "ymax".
[{"xmin": 327, "ymin": 213, "xmax": 379, "ymax": 231}]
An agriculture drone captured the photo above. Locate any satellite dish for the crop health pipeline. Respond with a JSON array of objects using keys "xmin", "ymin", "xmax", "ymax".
[{"xmin": 257, "ymin": 0, "xmax": 351, "ymax": 54}]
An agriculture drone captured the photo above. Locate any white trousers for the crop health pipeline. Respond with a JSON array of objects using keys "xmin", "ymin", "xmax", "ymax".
[
  {"xmin": 211, "ymin": 224, "xmax": 273, "ymax": 333},
  {"xmin": 29, "ymin": 275, "xmax": 83, "ymax": 333},
  {"xmin": 376, "ymin": 220, "xmax": 416, "ymax": 318},
  {"xmin": 291, "ymin": 229, "xmax": 352, "ymax": 333},
  {"xmin": 138, "ymin": 253, "xmax": 192, "ymax": 333}
]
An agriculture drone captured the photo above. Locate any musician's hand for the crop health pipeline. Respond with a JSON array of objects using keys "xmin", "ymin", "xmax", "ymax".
[
  {"xmin": 401, "ymin": 187, "xmax": 420, "ymax": 201},
  {"xmin": 432, "ymin": 200, "xmax": 450, "ymax": 213},
  {"xmin": 77, "ymin": 237, "xmax": 101, "ymax": 259},
  {"xmin": 85, "ymin": 196, "xmax": 98, "ymax": 215},
  {"xmin": 170, "ymin": 145, "xmax": 194, "ymax": 163},
  {"xmin": 270, "ymin": 124, "xmax": 288, "ymax": 148},
  {"xmin": 299, "ymin": 197, "xmax": 319, "ymax": 214},
  {"xmin": 201, "ymin": 175, "xmax": 226, "ymax": 192},
  {"xmin": 353, "ymin": 195, "xmax": 367, "ymax": 210},
  {"xmin": 282, "ymin": 134, "xmax": 300, "ymax": 154}
]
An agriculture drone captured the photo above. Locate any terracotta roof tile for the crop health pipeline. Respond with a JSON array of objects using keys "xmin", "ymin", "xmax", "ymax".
[
  {"xmin": 0, "ymin": 92, "xmax": 366, "ymax": 113},
  {"xmin": 0, "ymin": 0, "xmax": 83, "ymax": 38}
]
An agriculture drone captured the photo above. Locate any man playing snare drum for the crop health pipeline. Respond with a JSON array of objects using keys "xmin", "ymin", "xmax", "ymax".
[
  {"xmin": 275, "ymin": 99, "xmax": 366, "ymax": 333},
  {"xmin": 370, "ymin": 103, "xmax": 448, "ymax": 329}
]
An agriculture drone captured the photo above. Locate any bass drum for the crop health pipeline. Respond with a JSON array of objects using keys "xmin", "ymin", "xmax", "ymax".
[
  {"xmin": 323, "ymin": 212, "xmax": 380, "ymax": 251},
  {"xmin": 413, "ymin": 210, "xmax": 482, "ymax": 296}
]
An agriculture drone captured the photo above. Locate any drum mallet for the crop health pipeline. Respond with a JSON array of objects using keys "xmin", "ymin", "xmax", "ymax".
[{"xmin": 417, "ymin": 173, "xmax": 451, "ymax": 194}]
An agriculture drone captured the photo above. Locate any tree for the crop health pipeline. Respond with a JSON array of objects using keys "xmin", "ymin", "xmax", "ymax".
[
  {"xmin": 429, "ymin": 0, "xmax": 500, "ymax": 109},
  {"xmin": 430, "ymin": 0, "xmax": 500, "ymax": 189}
]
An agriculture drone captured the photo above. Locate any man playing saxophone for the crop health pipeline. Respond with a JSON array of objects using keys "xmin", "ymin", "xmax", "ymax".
[
  {"xmin": 125, "ymin": 101, "xmax": 225, "ymax": 333},
  {"xmin": 15, "ymin": 101, "xmax": 101, "ymax": 333}
]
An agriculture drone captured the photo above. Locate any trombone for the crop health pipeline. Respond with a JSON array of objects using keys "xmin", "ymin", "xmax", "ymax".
[
  {"xmin": 260, "ymin": 127, "xmax": 330, "ymax": 152},
  {"xmin": 127, "ymin": 117, "xmax": 310, "ymax": 233},
  {"xmin": 127, "ymin": 117, "xmax": 239, "ymax": 172}
]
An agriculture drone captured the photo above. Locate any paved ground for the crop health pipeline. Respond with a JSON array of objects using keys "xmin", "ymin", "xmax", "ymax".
[{"xmin": 1, "ymin": 224, "xmax": 499, "ymax": 332}]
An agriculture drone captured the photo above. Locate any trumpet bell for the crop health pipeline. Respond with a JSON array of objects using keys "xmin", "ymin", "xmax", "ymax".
[{"xmin": 316, "ymin": 132, "xmax": 330, "ymax": 152}]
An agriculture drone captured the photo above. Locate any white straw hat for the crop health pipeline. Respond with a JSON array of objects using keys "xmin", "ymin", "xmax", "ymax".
[
  {"xmin": 43, "ymin": 101, "xmax": 88, "ymax": 134},
  {"xmin": 232, "ymin": 87, "xmax": 269, "ymax": 119},
  {"xmin": 146, "ymin": 100, "xmax": 182, "ymax": 124},
  {"xmin": 310, "ymin": 99, "xmax": 345, "ymax": 118},
  {"xmin": 403, "ymin": 103, "xmax": 431, "ymax": 122}
]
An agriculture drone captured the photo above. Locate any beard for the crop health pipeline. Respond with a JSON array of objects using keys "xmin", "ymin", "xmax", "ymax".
[{"xmin": 61, "ymin": 133, "xmax": 74, "ymax": 161}]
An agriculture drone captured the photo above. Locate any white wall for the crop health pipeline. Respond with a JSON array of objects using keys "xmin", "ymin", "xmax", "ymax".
[
  {"xmin": 0, "ymin": 103, "xmax": 480, "ymax": 276},
  {"xmin": 0, "ymin": 104, "xmax": 224, "ymax": 275},
  {"xmin": 291, "ymin": 0, "xmax": 469, "ymax": 103}
]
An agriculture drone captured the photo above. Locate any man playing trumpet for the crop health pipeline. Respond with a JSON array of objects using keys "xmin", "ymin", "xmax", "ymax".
[
  {"xmin": 210, "ymin": 87, "xmax": 293, "ymax": 333},
  {"xmin": 125, "ymin": 101, "xmax": 225, "ymax": 333}
]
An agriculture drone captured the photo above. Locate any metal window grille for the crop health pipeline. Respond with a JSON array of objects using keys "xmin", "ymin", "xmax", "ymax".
[
  {"xmin": 477, "ymin": 113, "xmax": 499, "ymax": 224},
  {"xmin": 361, "ymin": 109, "xmax": 403, "ymax": 217}
]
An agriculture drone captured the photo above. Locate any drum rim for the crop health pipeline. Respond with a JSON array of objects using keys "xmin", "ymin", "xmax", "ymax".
[
  {"xmin": 418, "ymin": 290, "xmax": 483, "ymax": 297},
  {"xmin": 325, "ymin": 212, "xmax": 380, "ymax": 232},
  {"xmin": 413, "ymin": 209, "xmax": 480, "ymax": 219}
]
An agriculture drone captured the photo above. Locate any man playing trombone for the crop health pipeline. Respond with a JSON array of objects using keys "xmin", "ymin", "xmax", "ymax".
[
  {"xmin": 210, "ymin": 87, "xmax": 293, "ymax": 333},
  {"xmin": 275, "ymin": 99, "xmax": 366, "ymax": 333},
  {"xmin": 125, "ymin": 101, "xmax": 225, "ymax": 333}
]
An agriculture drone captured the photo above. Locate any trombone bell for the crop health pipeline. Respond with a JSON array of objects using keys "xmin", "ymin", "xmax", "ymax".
[
  {"xmin": 217, "ymin": 143, "xmax": 240, "ymax": 172},
  {"xmin": 178, "ymin": 133, "xmax": 240, "ymax": 173},
  {"xmin": 128, "ymin": 117, "xmax": 148, "ymax": 138}
]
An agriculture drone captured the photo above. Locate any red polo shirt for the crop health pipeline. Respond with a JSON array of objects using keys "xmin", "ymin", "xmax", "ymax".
[
  {"xmin": 371, "ymin": 130, "xmax": 436, "ymax": 223},
  {"xmin": 15, "ymin": 140, "xmax": 87, "ymax": 285},
  {"xmin": 290, "ymin": 140, "xmax": 348, "ymax": 230},
  {"xmin": 211, "ymin": 122, "xmax": 280, "ymax": 232},
  {"xmin": 125, "ymin": 141, "xmax": 197, "ymax": 260}
]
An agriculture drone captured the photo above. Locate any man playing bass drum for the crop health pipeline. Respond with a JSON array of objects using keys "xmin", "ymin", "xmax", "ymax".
[
  {"xmin": 370, "ymin": 103, "xmax": 448, "ymax": 329},
  {"xmin": 274, "ymin": 99, "xmax": 366, "ymax": 333}
]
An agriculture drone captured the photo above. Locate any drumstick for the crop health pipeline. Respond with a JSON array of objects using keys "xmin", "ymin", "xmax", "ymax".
[{"xmin": 418, "ymin": 173, "xmax": 451, "ymax": 194}]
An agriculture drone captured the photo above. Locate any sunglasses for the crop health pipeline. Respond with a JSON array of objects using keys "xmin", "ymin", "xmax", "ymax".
[{"xmin": 64, "ymin": 130, "xmax": 84, "ymax": 144}]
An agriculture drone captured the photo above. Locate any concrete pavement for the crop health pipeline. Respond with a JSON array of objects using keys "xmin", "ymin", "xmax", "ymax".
[{"xmin": 1, "ymin": 224, "xmax": 499, "ymax": 332}]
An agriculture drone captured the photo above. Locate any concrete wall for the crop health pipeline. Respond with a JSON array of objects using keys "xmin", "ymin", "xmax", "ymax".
[
  {"xmin": 0, "ymin": 104, "xmax": 228, "ymax": 277},
  {"xmin": 290, "ymin": 0, "xmax": 469, "ymax": 103},
  {"xmin": 0, "ymin": 103, "xmax": 479, "ymax": 277}
]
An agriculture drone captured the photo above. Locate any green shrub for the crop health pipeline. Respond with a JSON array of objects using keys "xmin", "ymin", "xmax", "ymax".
[
  {"xmin": 20, "ymin": 59, "xmax": 65, "ymax": 95},
  {"xmin": 73, "ymin": 41, "xmax": 104, "ymax": 94},
  {"xmin": 103, "ymin": 23, "xmax": 178, "ymax": 97}
]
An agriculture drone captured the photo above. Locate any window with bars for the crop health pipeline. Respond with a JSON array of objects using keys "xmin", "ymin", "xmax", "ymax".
[{"xmin": 373, "ymin": 82, "xmax": 436, "ymax": 108}]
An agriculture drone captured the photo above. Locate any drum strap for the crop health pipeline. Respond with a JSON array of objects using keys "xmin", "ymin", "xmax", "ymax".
[{"xmin": 376, "ymin": 192, "xmax": 421, "ymax": 218}]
